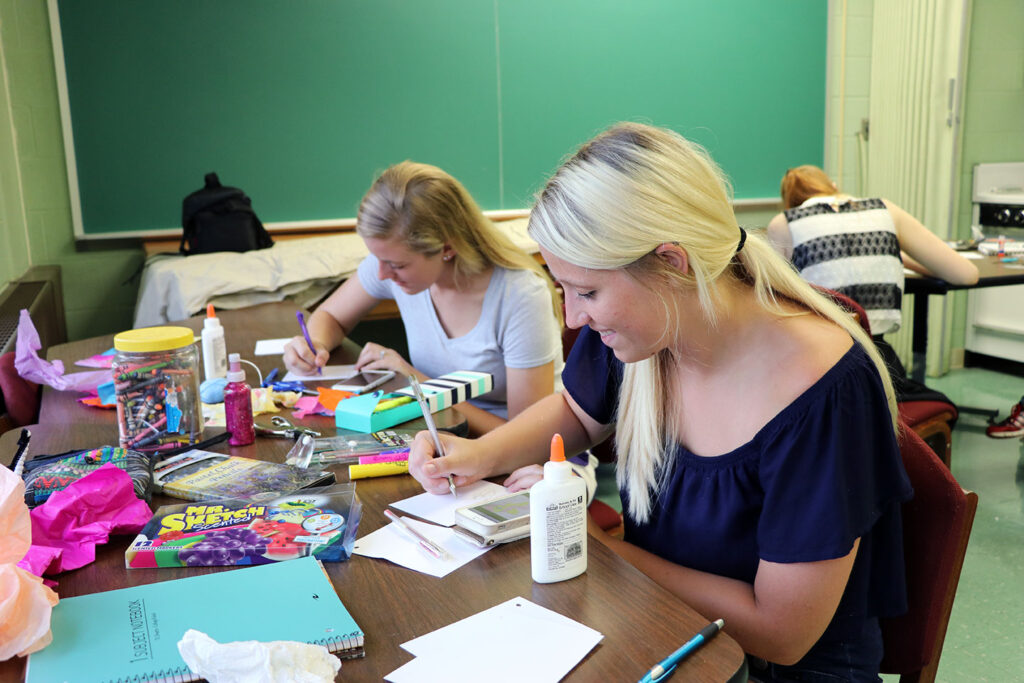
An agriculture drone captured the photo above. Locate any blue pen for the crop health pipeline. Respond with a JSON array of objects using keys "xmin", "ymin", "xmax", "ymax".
[
  {"xmin": 639, "ymin": 619, "xmax": 725, "ymax": 683},
  {"xmin": 261, "ymin": 367, "xmax": 280, "ymax": 388},
  {"xmin": 295, "ymin": 311, "xmax": 322, "ymax": 376}
]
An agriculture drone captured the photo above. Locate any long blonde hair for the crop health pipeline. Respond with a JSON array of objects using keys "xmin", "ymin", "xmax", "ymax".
[
  {"xmin": 529, "ymin": 123, "xmax": 897, "ymax": 522},
  {"xmin": 357, "ymin": 161, "xmax": 561, "ymax": 323}
]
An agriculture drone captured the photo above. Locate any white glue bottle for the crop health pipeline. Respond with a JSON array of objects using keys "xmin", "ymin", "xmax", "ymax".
[
  {"xmin": 530, "ymin": 433, "xmax": 588, "ymax": 583},
  {"xmin": 201, "ymin": 303, "xmax": 227, "ymax": 382}
]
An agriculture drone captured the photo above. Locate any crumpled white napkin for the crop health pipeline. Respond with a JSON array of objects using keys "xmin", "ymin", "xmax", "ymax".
[{"xmin": 177, "ymin": 629, "xmax": 341, "ymax": 683}]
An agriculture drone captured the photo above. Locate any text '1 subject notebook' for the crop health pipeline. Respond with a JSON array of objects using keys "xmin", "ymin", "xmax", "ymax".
[{"xmin": 26, "ymin": 557, "xmax": 364, "ymax": 683}]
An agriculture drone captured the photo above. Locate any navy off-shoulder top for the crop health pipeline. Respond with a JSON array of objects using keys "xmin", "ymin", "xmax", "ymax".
[{"xmin": 563, "ymin": 326, "xmax": 913, "ymax": 664}]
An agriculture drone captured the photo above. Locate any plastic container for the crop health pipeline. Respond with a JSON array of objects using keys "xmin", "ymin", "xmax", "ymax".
[
  {"xmin": 224, "ymin": 352, "xmax": 255, "ymax": 446},
  {"xmin": 530, "ymin": 433, "xmax": 587, "ymax": 583},
  {"xmin": 201, "ymin": 303, "xmax": 227, "ymax": 382},
  {"xmin": 113, "ymin": 326, "xmax": 203, "ymax": 452}
]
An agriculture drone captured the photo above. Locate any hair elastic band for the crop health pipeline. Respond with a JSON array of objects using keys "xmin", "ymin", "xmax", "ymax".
[{"xmin": 735, "ymin": 227, "xmax": 747, "ymax": 255}]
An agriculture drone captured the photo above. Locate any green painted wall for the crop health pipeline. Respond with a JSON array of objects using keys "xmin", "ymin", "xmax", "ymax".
[
  {"xmin": 0, "ymin": 0, "xmax": 143, "ymax": 341},
  {"xmin": 950, "ymin": 0, "xmax": 1024, "ymax": 357}
]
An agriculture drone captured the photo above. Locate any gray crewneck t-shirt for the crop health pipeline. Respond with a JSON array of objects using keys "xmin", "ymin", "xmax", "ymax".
[{"xmin": 357, "ymin": 254, "xmax": 563, "ymax": 418}]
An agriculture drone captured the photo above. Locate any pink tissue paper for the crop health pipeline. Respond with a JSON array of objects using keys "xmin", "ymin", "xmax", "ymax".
[
  {"xmin": 0, "ymin": 464, "xmax": 58, "ymax": 660},
  {"xmin": 291, "ymin": 395, "xmax": 333, "ymax": 419},
  {"xmin": 18, "ymin": 464, "xmax": 152, "ymax": 577},
  {"xmin": 15, "ymin": 309, "xmax": 110, "ymax": 393}
]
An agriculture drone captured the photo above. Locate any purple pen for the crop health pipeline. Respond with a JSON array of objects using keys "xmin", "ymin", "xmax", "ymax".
[{"xmin": 296, "ymin": 311, "xmax": 322, "ymax": 376}]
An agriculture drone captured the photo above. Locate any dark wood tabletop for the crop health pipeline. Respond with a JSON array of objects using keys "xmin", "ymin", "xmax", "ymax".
[
  {"xmin": 903, "ymin": 253, "xmax": 1024, "ymax": 382},
  {"xmin": 0, "ymin": 423, "xmax": 747, "ymax": 682}
]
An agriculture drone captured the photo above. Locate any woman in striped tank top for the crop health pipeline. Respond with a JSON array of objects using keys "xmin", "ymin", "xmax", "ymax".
[{"xmin": 767, "ymin": 165, "xmax": 977, "ymax": 335}]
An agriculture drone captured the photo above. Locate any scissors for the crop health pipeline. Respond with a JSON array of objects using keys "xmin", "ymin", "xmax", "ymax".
[{"xmin": 254, "ymin": 415, "xmax": 321, "ymax": 440}]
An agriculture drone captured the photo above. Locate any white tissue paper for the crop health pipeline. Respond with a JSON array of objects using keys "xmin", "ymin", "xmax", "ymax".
[{"xmin": 177, "ymin": 629, "xmax": 341, "ymax": 683}]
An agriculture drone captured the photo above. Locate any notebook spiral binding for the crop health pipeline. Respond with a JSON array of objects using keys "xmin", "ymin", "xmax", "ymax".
[
  {"xmin": 318, "ymin": 631, "xmax": 366, "ymax": 659},
  {"xmin": 108, "ymin": 668, "xmax": 197, "ymax": 683}
]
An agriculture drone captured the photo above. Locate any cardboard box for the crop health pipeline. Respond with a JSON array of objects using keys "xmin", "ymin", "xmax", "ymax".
[{"xmin": 334, "ymin": 371, "xmax": 493, "ymax": 433}]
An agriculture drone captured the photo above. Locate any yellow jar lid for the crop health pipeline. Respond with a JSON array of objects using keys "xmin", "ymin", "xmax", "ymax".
[{"xmin": 114, "ymin": 326, "xmax": 196, "ymax": 353}]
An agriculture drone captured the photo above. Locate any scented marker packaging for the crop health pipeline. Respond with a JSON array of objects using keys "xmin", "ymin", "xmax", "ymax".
[{"xmin": 125, "ymin": 483, "xmax": 362, "ymax": 568}]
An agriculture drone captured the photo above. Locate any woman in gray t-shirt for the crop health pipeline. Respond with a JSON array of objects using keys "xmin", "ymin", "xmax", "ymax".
[{"xmin": 283, "ymin": 161, "xmax": 563, "ymax": 436}]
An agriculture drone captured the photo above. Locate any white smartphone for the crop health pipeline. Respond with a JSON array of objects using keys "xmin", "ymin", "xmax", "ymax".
[
  {"xmin": 332, "ymin": 369, "xmax": 395, "ymax": 394},
  {"xmin": 454, "ymin": 491, "xmax": 530, "ymax": 540},
  {"xmin": 452, "ymin": 523, "xmax": 530, "ymax": 548}
]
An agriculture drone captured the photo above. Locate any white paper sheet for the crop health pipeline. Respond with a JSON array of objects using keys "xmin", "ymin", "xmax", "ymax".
[
  {"xmin": 254, "ymin": 337, "xmax": 292, "ymax": 355},
  {"xmin": 385, "ymin": 597, "xmax": 604, "ymax": 683},
  {"xmin": 352, "ymin": 517, "xmax": 491, "ymax": 578},
  {"xmin": 389, "ymin": 480, "xmax": 509, "ymax": 527},
  {"xmin": 282, "ymin": 364, "xmax": 357, "ymax": 382}
]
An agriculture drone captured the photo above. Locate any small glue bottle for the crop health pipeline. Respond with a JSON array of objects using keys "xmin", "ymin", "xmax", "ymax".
[
  {"xmin": 201, "ymin": 303, "xmax": 227, "ymax": 382},
  {"xmin": 530, "ymin": 433, "xmax": 588, "ymax": 583},
  {"xmin": 224, "ymin": 353, "xmax": 255, "ymax": 446}
]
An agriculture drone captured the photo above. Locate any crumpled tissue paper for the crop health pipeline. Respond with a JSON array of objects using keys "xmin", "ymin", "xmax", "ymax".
[
  {"xmin": 15, "ymin": 309, "xmax": 110, "ymax": 393},
  {"xmin": 0, "ymin": 464, "xmax": 58, "ymax": 660},
  {"xmin": 18, "ymin": 464, "xmax": 152, "ymax": 576},
  {"xmin": 177, "ymin": 628, "xmax": 341, "ymax": 683}
]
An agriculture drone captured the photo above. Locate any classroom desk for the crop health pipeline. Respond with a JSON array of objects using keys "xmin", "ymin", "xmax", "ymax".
[
  {"xmin": 904, "ymin": 254, "xmax": 1024, "ymax": 383},
  {"xmin": 0, "ymin": 423, "xmax": 748, "ymax": 683},
  {"xmin": 38, "ymin": 301, "xmax": 467, "ymax": 436}
]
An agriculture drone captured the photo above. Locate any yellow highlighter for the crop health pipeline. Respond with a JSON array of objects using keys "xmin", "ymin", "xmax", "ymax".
[
  {"xmin": 348, "ymin": 460, "xmax": 410, "ymax": 479},
  {"xmin": 373, "ymin": 396, "xmax": 414, "ymax": 413}
]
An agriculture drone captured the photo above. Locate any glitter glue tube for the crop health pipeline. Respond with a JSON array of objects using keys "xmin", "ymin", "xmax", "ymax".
[{"xmin": 224, "ymin": 353, "xmax": 255, "ymax": 446}]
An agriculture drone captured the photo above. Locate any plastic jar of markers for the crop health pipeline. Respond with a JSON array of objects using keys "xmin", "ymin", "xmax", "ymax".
[{"xmin": 112, "ymin": 326, "xmax": 203, "ymax": 453}]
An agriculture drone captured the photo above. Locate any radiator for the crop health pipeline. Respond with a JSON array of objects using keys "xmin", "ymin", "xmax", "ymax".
[{"xmin": 0, "ymin": 265, "xmax": 67, "ymax": 356}]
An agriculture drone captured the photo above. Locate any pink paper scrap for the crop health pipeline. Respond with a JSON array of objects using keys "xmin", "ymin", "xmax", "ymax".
[{"xmin": 18, "ymin": 464, "xmax": 151, "ymax": 577}]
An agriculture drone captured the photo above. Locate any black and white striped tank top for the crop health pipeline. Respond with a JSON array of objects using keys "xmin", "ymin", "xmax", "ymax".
[{"xmin": 785, "ymin": 196, "xmax": 904, "ymax": 334}]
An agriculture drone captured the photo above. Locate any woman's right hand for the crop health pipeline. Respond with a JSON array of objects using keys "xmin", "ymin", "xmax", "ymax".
[
  {"xmin": 408, "ymin": 431, "xmax": 490, "ymax": 495},
  {"xmin": 282, "ymin": 335, "xmax": 330, "ymax": 375}
]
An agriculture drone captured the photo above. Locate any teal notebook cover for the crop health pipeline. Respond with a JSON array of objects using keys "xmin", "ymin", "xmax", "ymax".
[{"xmin": 27, "ymin": 557, "xmax": 363, "ymax": 683}]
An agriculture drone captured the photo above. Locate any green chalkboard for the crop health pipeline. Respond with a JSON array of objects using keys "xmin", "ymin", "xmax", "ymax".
[{"xmin": 53, "ymin": 0, "xmax": 826, "ymax": 237}]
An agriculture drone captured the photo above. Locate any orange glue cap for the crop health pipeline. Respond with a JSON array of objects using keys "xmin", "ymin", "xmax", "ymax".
[
  {"xmin": 206, "ymin": 303, "xmax": 216, "ymax": 318},
  {"xmin": 549, "ymin": 433, "xmax": 565, "ymax": 462}
]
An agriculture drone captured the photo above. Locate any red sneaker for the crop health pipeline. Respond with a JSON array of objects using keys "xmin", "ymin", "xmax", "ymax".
[{"xmin": 986, "ymin": 399, "xmax": 1024, "ymax": 438}]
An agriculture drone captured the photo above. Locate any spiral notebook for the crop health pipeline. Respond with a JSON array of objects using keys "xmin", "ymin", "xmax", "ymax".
[{"xmin": 26, "ymin": 557, "xmax": 364, "ymax": 683}]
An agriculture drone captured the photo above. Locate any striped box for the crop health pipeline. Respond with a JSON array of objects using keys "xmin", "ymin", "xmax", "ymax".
[
  {"xmin": 392, "ymin": 371, "xmax": 493, "ymax": 412},
  {"xmin": 334, "ymin": 371, "xmax": 493, "ymax": 433}
]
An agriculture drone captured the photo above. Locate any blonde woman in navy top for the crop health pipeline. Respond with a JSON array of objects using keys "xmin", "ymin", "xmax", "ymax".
[{"xmin": 409, "ymin": 123, "xmax": 913, "ymax": 681}]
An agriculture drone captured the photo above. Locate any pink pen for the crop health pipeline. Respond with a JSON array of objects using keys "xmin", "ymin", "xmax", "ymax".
[{"xmin": 384, "ymin": 509, "xmax": 447, "ymax": 559}]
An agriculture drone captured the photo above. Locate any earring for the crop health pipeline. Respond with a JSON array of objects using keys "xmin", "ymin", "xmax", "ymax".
[{"xmin": 443, "ymin": 254, "xmax": 453, "ymax": 262}]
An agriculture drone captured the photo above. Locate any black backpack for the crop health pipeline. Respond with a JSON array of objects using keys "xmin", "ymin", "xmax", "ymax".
[{"xmin": 179, "ymin": 172, "xmax": 274, "ymax": 255}]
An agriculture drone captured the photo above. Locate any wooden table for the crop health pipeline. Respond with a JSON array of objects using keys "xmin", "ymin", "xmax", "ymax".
[
  {"xmin": 38, "ymin": 301, "xmax": 467, "ymax": 438},
  {"xmin": 904, "ymin": 253, "xmax": 1024, "ymax": 383},
  {"xmin": 0, "ymin": 423, "xmax": 748, "ymax": 682}
]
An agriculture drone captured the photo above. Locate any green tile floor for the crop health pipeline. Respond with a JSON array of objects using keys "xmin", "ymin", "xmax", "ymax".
[{"xmin": 591, "ymin": 366, "xmax": 1024, "ymax": 682}]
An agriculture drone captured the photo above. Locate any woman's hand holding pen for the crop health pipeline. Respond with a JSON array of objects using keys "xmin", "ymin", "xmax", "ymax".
[
  {"xmin": 283, "ymin": 336, "xmax": 329, "ymax": 375},
  {"xmin": 408, "ymin": 431, "xmax": 487, "ymax": 495}
]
